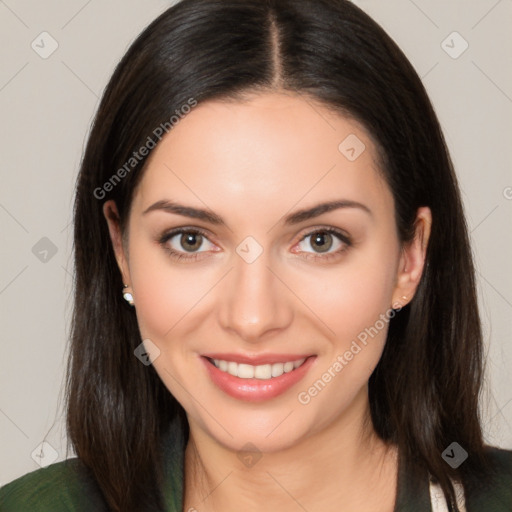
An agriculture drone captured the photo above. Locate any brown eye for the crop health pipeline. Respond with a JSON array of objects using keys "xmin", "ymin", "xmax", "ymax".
[
  {"xmin": 296, "ymin": 228, "xmax": 352, "ymax": 260},
  {"xmin": 160, "ymin": 228, "xmax": 216, "ymax": 257},
  {"xmin": 309, "ymin": 231, "xmax": 334, "ymax": 253},
  {"xmin": 180, "ymin": 232, "xmax": 204, "ymax": 252}
]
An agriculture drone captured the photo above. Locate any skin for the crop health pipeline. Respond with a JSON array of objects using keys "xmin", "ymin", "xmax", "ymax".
[{"xmin": 104, "ymin": 91, "xmax": 431, "ymax": 512}]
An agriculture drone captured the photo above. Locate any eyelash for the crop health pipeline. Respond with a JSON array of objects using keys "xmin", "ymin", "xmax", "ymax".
[{"xmin": 158, "ymin": 227, "xmax": 352, "ymax": 263}]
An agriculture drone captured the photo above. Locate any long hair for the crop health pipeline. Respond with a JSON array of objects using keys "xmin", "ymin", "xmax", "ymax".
[{"xmin": 68, "ymin": 0, "xmax": 486, "ymax": 510}]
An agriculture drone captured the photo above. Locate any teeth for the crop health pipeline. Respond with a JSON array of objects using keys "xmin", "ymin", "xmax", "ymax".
[
  {"xmin": 227, "ymin": 361, "xmax": 237, "ymax": 376},
  {"xmin": 238, "ymin": 364, "xmax": 254, "ymax": 379},
  {"xmin": 212, "ymin": 358, "xmax": 306, "ymax": 379},
  {"xmin": 284, "ymin": 361, "xmax": 294, "ymax": 373},
  {"xmin": 254, "ymin": 364, "xmax": 272, "ymax": 379}
]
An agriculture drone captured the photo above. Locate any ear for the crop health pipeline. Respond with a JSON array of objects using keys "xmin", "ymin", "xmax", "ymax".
[
  {"xmin": 103, "ymin": 200, "xmax": 131, "ymax": 286},
  {"xmin": 392, "ymin": 207, "xmax": 432, "ymax": 308}
]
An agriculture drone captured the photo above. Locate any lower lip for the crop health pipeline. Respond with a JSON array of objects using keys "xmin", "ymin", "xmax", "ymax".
[{"xmin": 201, "ymin": 356, "xmax": 316, "ymax": 402}]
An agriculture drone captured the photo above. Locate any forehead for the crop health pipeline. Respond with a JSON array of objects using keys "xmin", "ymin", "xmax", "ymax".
[{"xmin": 133, "ymin": 92, "xmax": 392, "ymax": 223}]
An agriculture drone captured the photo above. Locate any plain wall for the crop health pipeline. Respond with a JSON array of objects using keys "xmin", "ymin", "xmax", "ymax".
[{"xmin": 1, "ymin": 0, "xmax": 511, "ymax": 485}]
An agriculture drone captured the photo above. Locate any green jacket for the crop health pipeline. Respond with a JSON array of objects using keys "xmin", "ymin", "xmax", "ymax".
[{"xmin": 1, "ymin": 415, "xmax": 511, "ymax": 511}]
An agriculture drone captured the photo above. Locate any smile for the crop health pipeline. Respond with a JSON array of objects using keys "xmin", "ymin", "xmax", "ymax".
[
  {"xmin": 209, "ymin": 358, "xmax": 306, "ymax": 379},
  {"xmin": 202, "ymin": 354, "xmax": 316, "ymax": 401}
]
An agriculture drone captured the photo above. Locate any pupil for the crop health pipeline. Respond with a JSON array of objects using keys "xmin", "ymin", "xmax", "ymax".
[
  {"xmin": 181, "ymin": 233, "xmax": 202, "ymax": 252},
  {"xmin": 312, "ymin": 232, "xmax": 332, "ymax": 253}
]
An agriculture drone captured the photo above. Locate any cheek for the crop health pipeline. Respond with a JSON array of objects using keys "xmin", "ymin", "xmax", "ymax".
[
  {"xmin": 302, "ymin": 247, "xmax": 398, "ymax": 345},
  {"xmin": 295, "ymin": 256, "xmax": 398, "ymax": 412},
  {"xmin": 127, "ymin": 239, "xmax": 212, "ymax": 339}
]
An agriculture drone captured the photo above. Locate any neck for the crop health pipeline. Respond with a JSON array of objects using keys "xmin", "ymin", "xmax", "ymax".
[{"xmin": 183, "ymin": 389, "xmax": 398, "ymax": 512}]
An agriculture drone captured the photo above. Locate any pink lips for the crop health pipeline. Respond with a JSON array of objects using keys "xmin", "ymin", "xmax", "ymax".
[{"xmin": 201, "ymin": 354, "xmax": 316, "ymax": 402}]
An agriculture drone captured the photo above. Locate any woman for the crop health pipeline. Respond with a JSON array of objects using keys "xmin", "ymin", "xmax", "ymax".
[{"xmin": 1, "ymin": 0, "xmax": 511, "ymax": 511}]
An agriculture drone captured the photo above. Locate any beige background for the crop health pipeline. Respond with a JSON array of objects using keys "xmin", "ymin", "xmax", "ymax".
[{"xmin": 1, "ymin": 0, "xmax": 511, "ymax": 485}]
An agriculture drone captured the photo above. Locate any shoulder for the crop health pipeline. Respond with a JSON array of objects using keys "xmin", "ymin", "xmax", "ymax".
[
  {"xmin": 0, "ymin": 458, "xmax": 109, "ymax": 512},
  {"xmin": 464, "ymin": 446, "xmax": 512, "ymax": 510},
  {"xmin": 482, "ymin": 445, "xmax": 512, "ymax": 485}
]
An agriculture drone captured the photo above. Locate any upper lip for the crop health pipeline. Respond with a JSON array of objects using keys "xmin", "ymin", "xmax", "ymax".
[{"xmin": 202, "ymin": 353, "xmax": 313, "ymax": 365}]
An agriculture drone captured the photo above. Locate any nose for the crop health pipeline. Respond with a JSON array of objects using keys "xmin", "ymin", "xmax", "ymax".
[{"xmin": 217, "ymin": 249, "xmax": 294, "ymax": 343}]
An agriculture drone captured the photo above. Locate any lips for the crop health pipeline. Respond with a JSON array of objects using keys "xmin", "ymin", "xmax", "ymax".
[{"xmin": 201, "ymin": 353, "xmax": 316, "ymax": 402}]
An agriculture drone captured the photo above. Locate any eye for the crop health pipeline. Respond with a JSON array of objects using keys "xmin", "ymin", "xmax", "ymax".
[
  {"xmin": 158, "ymin": 226, "xmax": 352, "ymax": 263},
  {"xmin": 296, "ymin": 228, "xmax": 351, "ymax": 260},
  {"xmin": 159, "ymin": 228, "xmax": 217, "ymax": 261}
]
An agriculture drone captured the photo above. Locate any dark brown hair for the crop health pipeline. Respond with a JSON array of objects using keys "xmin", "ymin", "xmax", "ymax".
[{"xmin": 68, "ymin": 0, "xmax": 486, "ymax": 510}]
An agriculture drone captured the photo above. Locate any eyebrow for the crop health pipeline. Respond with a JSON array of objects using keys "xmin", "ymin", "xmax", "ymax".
[{"xmin": 142, "ymin": 199, "xmax": 372, "ymax": 226}]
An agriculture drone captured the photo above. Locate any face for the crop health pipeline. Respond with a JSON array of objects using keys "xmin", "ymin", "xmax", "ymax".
[{"xmin": 105, "ymin": 92, "xmax": 430, "ymax": 453}]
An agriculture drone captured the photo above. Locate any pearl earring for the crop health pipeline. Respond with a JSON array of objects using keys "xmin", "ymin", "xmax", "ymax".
[
  {"xmin": 392, "ymin": 295, "xmax": 408, "ymax": 310},
  {"xmin": 123, "ymin": 284, "xmax": 135, "ymax": 306}
]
